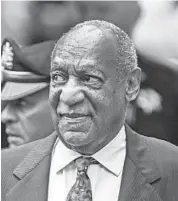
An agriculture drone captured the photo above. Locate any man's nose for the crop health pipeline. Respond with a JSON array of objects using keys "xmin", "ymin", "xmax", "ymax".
[
  {"xmin": 1, "ymin": 103, "xmax": 17, "ymax": 124},
  {"xmin": 60, "ymin": 77, "xmax": 85, "ymax": 106}
]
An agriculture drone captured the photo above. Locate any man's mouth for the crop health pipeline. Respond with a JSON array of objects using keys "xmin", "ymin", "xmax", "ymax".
[
  {"xmin": 7, "ymin": 135, "xmax": 24, "ymax": 147},
  {"xmin": 60, "ymin": 113, "xmax": 90, "ymax": 118},
  {"xmin": 6, "ymin": 130, "xmax": 23, "ymax": 147},
  {"xmin": 59, "ymin": 113, "xmax": 92, "ymax": 128}
]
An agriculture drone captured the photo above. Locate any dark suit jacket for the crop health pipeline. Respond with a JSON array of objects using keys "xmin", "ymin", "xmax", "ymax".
[{"xmin": 2, "ymin": 125, "xmax": 178, "ymax": 201}]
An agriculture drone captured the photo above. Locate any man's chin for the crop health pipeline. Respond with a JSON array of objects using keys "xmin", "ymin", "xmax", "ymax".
[{"xmin": 60, "ymin": 130, "xmax": 90, "ymax": 147}]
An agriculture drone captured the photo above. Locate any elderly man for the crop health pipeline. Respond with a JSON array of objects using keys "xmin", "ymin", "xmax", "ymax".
[
  {"xmin": 2, "ymin": 20, "xmax": 178, "ymax": 201},
  {"xmin": 1, "ymin": 38, "xmax": 55, "ymax": 148}
]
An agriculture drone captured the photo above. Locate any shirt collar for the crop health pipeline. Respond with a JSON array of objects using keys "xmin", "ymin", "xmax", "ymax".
[
  {"xmin": 52, "ymin": 138, "xmax": 81, "ymax": 174},
  {"xmin": 92, "ymin": 126, "xmax": 126, "ymax": 176},
  {"xmin": 52, "ymin": 126, "xmax": 126, "ymax": 176}
]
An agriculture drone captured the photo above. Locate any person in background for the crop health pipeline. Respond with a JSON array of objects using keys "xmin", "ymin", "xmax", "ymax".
[
  {"xmin": 1, "ymin": 20, "xmax": 178, "ymax": 201},
  {"xmin": 1, "ymin": 38, "xmax": 55, "ymax": 148}
]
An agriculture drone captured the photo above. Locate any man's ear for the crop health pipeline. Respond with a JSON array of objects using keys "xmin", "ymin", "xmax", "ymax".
[{"xmin": 126, "ymin": 67, "xmax": 141, "ymax": 102}]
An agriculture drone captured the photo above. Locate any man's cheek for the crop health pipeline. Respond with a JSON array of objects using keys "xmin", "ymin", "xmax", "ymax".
[
  {"xmin": 49, "ymin": 90, "xmax": 60, "ymax": 126},
  {"xmin": 49, "ymin": 87, "xmax": 61, "ymax": 111}
]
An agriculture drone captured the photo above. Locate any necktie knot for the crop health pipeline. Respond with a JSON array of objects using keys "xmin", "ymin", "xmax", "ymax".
[{"xmin": 75, "ymin": 157, "xmax": 97, "ymax": 174}]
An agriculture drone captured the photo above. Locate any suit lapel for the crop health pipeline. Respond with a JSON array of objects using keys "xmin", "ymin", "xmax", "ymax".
[
  {"xmin": 118, "ymin": 157, "xmax": 162, "ymax": 201},
  {"xmin": 119, "ymin": 125, "xmax": 162, "ymax": 201},
  {"xmin": 6, "ymin": 132, "xmax": 58, "ymax": 201}
]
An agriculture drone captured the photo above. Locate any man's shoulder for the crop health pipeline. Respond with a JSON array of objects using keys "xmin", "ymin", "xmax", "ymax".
[
  {"xmin": 141, "ymin": 134, "xmax": 178, "ymax": 156},
  {"xmin": 127, "ymin": 125, "xmax": 178, "ymax": 158},
  {"xmin": 1, "ymin": 140, "xmax": 42, "ymax": 197},
  {"xmin": 139, "ymin": 133, "xmax": 178, "ymax": 172},
  {"xmin": 2, "ymin": 139, "xmax": 42, "ymax": 171},
  {"xmin": 1, "ymin": 133, "xmax": 57, "ymax": 199},
  {"xmin": 2, "ymin": 132, "xmax": 57, "ymax": 174}
]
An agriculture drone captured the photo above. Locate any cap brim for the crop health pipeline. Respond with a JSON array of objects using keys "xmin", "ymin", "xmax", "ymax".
[{"xmin": 1, "ymin": 81, "xmax": 49, "ymax": 101}]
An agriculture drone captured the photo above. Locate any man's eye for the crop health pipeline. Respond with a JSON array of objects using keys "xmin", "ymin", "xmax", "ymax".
[
  {"xmin": 82, "ymin": 75, "xmax": 99, "ymax": 82},
  {"xmin": 16, "ymin": 99, "xmax": 27, "ymax": 107},
  {"xmin": 82, "ymin": 75, "xmax": 92, "ymax": 82},
  {"xmin": 81, "ymin": 75, "xmax": 101, "ymax": 84},
  {"xmin": 52, "ymin": 74, "xmax": 66, "ymax": 84}
]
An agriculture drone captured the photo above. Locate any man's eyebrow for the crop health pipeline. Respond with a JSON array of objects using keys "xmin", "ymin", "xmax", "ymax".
[
  {"xmin": 51, "ymin": 64, "xmax": 64, "ymax": 71},
  {"xmin": 76, "ymin": 64, "xmax": 105, "ymax": 77},
  {"xmin": 51, "ymin": 60, "xmax": 66, "ymax": 72}
]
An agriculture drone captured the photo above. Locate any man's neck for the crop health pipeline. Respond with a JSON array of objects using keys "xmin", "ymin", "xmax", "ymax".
[{"xmin": 66, "ymin": 123, "xmax": 124, "ymax": 155}]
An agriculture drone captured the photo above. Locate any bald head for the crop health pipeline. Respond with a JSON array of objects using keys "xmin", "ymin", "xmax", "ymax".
[{"xmin": 52, "ymin": 20, "xmax": 137, "ymax": 78}]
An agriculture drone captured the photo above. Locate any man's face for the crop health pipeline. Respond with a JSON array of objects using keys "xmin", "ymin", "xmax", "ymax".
[
  {"xmin": 1, "ymin": 88, "xmax": 54, "ymax": 148},
  {"xmin": 50, "ymin": 26, "xmax": 127, "ymax": 154}
]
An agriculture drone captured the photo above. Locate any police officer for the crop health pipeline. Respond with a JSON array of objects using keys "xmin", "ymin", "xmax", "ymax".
[{"xmin": 1, "ymin": 38, "xmax": 56, "ymax": 148}]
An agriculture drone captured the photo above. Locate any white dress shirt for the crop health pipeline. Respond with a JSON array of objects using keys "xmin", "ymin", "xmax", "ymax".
[{"xmin": 48, "ymin": 126, "xmax": 126, "ymax": 201}]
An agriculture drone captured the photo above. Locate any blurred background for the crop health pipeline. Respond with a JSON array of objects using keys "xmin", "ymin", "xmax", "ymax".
[{"xmin": 1, "ymin": 1, "xmax": 178, "ymax": 148}]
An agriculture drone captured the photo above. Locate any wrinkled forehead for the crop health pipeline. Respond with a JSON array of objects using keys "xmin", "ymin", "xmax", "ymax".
[
  {"xmin": 63, "ymin": 25, "xmax": 103, "ymax": 51},
  {"xmin": 54, "ymin": 25, "xmax": 115, "ymax": 59}
]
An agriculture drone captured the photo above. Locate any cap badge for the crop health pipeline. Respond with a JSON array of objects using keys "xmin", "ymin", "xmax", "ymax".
[{"xmin": 1, "ymin": 42, "xmax": 14, "ymax": 70}]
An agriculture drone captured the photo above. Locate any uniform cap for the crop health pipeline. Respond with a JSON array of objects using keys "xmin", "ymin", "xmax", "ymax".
[{"xmin": 1, "ymin": 38, "xmax": 56, "ymax": 101}]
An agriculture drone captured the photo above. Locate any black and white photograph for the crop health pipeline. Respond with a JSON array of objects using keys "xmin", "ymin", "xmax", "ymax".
[{"xmin": 1, "ymin": 1, "xmax": 178, "ymax": 201}]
